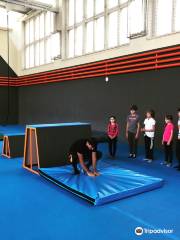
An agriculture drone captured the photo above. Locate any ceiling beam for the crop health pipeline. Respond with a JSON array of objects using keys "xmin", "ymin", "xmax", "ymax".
[{"xmin": 0, "ymin": 0, "xmax": 58, "ymax": 12}]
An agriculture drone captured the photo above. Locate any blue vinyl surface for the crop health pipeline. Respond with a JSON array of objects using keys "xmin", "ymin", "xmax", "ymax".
[
  {"xmin": 5, "ymin": 133, "xmax": 25, "ymax": 137},
  {"xmin": 27, "ymin": 122, "xmax": 90, "ymax": 128},
  {"xmin": 39, "ymin": 161, "xmax": 164, "ymax": 205},
  {"xmin": 0, "ymin": 125, "xmax": 26, "ymax": 136}
]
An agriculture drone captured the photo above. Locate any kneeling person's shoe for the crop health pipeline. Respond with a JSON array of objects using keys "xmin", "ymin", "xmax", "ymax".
[{"xmin": 74, "ymin": 169, "xmax": 80, "ymax": 175}]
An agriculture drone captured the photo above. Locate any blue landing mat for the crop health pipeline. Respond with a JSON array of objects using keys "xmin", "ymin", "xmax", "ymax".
[
  {"xmin": 0, "ymin": 125, "xmax": 26, "ymax": 136},
  {"xmin": 39, "ymin": 162, "xmax": 164, "ymax": 205}
]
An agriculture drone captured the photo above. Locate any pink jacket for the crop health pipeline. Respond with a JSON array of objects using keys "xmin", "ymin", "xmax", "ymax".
[
  {"xmin": 107, "ymin": 123, "xmax": 119, "ymax": 138},
  {"xmin": 163, "ymin": 122, "xmax": 174, "ymax": 142}
]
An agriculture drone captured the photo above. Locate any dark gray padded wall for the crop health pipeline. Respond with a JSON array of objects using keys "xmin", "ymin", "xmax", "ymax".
[{"xmin": 18, "ymin": 67, "xmax": 180, "ymax": 146}]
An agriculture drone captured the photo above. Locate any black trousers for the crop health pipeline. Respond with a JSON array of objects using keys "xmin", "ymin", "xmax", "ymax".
[
  {"xmin": 108, "ymin": 137, "xmax": 117, "ymax": 156},
  {"xmin": 144, "ymin": 136, "xmax": 154, "ymax": 160},
  {"xmin": 71, "ymin": 151, "xmax": 102, "ymax": 173},
  {"xmin": 164, "ymin": 142, "xmax": 173, "ymax": 164},
  {"xmin": 176, "ymin": 139, "xmax": 180, "ymax": 165},
  {"xmin": 128, "ymin": 131, "xmax": 138, "ymax": 155}
]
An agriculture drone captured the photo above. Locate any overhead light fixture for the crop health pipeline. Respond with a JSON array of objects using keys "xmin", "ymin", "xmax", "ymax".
[{"xmin": 105, "ymin": 76, "xmax": 109, "ymax": 82}]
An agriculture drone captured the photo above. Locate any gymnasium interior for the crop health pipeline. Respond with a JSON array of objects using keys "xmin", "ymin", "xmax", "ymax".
[{"xmin": 0, "ymin": 0, "xmax": 180, "ymax": 239}]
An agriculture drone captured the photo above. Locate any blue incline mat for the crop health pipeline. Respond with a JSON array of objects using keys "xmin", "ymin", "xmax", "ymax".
[{"xmin": 39, "ymin": 162, "xmax": 164, "ymax": 205}]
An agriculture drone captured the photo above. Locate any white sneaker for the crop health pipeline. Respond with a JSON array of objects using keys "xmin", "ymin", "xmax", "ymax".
[
  {"xmin": 166, "ymin": 163, "xmax": 172, "ymax": 167},
  {"xmin": 161, "ymin": 162, "xmax": 167, "ymax": 165},
  {"xmin": 143, "ymin": 158, "xmax": 149, "ymax": 161},
  {"xmin": 147, "ymin": 160, "xmax": 152, "ymax": 163}
]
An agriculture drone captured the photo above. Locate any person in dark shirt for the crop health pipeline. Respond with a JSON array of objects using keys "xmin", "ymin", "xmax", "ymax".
[
  {"xmin": 126, "ymin": 105, "xmax": 140, "ymax": 158},
  {"xmin": 68, "ymin": 138, "xmax": 102, "ymax": 177}
]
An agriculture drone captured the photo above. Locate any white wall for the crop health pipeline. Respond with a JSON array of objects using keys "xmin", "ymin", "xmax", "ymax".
[{"xmin": 0, "ymin": 12, "xmax": 23, "ymax": 75}]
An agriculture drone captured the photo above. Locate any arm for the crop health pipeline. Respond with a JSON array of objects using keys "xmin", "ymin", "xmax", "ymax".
[
  {"xmin": 136, "ymin": 122, "xmax": 140, "ymax": 138},
  {"xmin": 167, "ymin": 129, "xmax": 173, "ymax": 145},
  {"xmin": 92, "ymin": 152, "xmax": 97, "ymax": 171},
  {"xmin": 107, "ymin": 124, "xmax": 111, "ymax": 138},
  {"xmin": 77, "ymin": 153, "xmax": 90, "ymax": 173},
  {"xmin": 126, "ymin": 122, "xmax": 129, "ymax": 138},
  {"xmin": 144, "ymin": 125, "xmax": 155, "ymax": 132},
  {"xmin": 92, "ymin": 152, "xmax": 100, "ymax": 176}
]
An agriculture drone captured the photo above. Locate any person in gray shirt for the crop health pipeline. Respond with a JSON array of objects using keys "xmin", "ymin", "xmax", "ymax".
[{"xmin": 126, "ymin": 105, "xmax": 140, "ymax": 158}]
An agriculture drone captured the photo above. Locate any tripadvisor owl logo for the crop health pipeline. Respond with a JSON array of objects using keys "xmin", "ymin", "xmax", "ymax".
[{"xmin": 135, "ymin": 227, "xmax": 143, "ymax": 236}]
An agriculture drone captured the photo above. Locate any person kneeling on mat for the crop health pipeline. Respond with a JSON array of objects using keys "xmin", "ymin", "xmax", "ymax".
[{"xmin": 68, "ymin": 138, "xmax": 101, "ymax": 177}]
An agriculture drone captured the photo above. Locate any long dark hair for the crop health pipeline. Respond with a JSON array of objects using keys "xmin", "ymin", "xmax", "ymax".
[
  {"xmin": 109, "ymin": 116, "xmax": 117, "ymax": 123},
  {"xmin": 165, "ymin": 115, "xmax": 173, "ymax": 122},
  {"xmin": 146, "ymin": 109, "xmax": 155, "ymax": 118}
]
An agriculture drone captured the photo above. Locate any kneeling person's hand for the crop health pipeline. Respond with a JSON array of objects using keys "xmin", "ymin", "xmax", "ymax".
[{"xmin": 86, "ymin": 171, "xmax": 95, "ymax": 177}]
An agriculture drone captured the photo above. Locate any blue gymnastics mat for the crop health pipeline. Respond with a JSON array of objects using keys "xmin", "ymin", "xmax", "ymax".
[{"xmin": 39, "ymin": 161, "xmax": 164, "ymax": 205}]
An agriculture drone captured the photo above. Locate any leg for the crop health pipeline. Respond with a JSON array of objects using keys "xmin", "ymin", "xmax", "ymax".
[
  {"xmin": 71, "ymin": 154, "xmax": 80, "ymax": 174},
  {"xmin": 149, "ymin": 138, "xmax": 154, "ymax": 160},
  {"xmin": 108, "ymin": 137, "xmax": 113, "ymax": 156},
  {"xmin": 164, "ymin": 142, "xmax": 169, "ymax": 163},
  {"xmin": 144, "ymin": 136, "xmax": 149, "ymax": 159},
  {"xmin": 128, "ymin": 132, "xmax": 133, "ymax": 155},
  {"xmin": 131, "ymin": 132, "xmax": 137, "ymax": 157},
  {"xmin": 112, "ymin": 138, "xmax": 117, "ymax": 157},
  {"xmin": 168, "ymin": 143, "xmax": 173, "ymax": 164},
  {"xmin": 176, "ymin": 140, "xmax": 180, "ymax": 168},
  {"xmin": 134, "ymin": 136, "xmax": 138, "ymax": 156}
]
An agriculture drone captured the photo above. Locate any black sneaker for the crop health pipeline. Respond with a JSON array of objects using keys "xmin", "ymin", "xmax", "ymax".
[
  {"xmin": 132, "ymin": 154, "xmax": 136, "ymax": 159},
  {"xmin": 74, "ymin": 169, "xmax": 80, "ymax": 175},
  {"xmin": 174, "ymin": 165, "xmax": 180, "ymax": 169},
  {"xmin": 128, "ymin": 154, "xmax": 133, "ymax": 158}
]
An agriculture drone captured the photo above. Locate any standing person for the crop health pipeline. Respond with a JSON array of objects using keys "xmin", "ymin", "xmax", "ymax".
[
  {"xmin": 126, "ymin": 105, "xmax": 140, "ymax": 158},
  {"xmin": 141, "ymin": 110, "xmax": 156, "ymax": 163},
  {"xmin": 68, "ymin": 138, "xmax": 101, "ymax": 176},
  {"xmin": 107, "ymin": 116, "xmax": 119, "ymax": 158},
  {"xmin": 175, "ymin": 109, "xmax": 180, "ymax": 171},
  {"xmin": 162, "ymin": 115, "xmax": 174, "ymax": 167}
]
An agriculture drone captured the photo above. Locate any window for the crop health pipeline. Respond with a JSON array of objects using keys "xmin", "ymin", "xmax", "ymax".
[
  {"xmin": 75, "ymin": 25, "xmax": 83, "ymax": 55},
  {"xmin": 0, "ymin": 8, "xmax": 7, "ymax": 28},
  {"xmin": 175, "ymin": 0, "xmax": 180, "ymax": 31},
  {"xmin": 67, "ymin": 0, "xmax": 148, "ymax": 58},
  {"xmin": 108, "ymin": 11, "xmax": 118, "ymax": 48},
  {"xmin": 25, "ymin": 11, "xmax": 60, "ymax": 69},
  {"xmin": 107, "ymin": 0, "xmax": 118, "ymax": 9},
  {"xmin": 86, "ymin": 0, "xmax": 94, "ymax": 18},
  {"xmin": 128, "ymin": 0, "xmax": 145, "ymax": 36},
  {"xmin": 35, "ymin": 42, "xmax": 40, "ymax": 66},
  {"xmin": 95, "ymin": 17, "xmax": 104, "ymax": 51},
  {"xmin": 68, "ymin": 29, "xmax": 75, "ymax": 57},
  {"xmin": 75, "ymin": 0, "xmax": 83, "ymax": 23},
  {"xmin": 86, "ymin": 21, "xmax": 94, "ymax": 53},
  {"xmin": 119, "ymin": 7, "xmax": 129, "ymax": 45},
  {"xmin": 95, "ymin": 0, "xmax": 104, "ymax": 15},
  {"xmin": 156, "ymin": 0, "xmax": 173, "ymax": 36},
  {"xmin": 68, "ymin": 0, "xmax": 74, "ymax": 26}
]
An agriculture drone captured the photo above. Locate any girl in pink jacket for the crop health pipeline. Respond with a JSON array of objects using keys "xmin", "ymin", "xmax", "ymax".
[
  {"xmin": 162, "ymin": 115, "xmax": 174, "ymax": 167},
  {"xmin": 107, "ymin": 116, "xmax": 119, "ymax": 158}
]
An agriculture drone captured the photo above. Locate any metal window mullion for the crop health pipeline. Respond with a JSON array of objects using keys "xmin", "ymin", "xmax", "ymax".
[
  {"xmin": 172, "ymin": 0, "xmax": 176, "ymax": 32},
  {"xmin": 82, "ymin": 0, "xmax": 86, "ymax": 55},
  {"xmin": 33, "ymin": 17, "xmax": 35, "ymax": 67},
  {"xmin": 28, "ymin": 20, "xmax": 30, "ymax": 68},
  {"xmin": 104, "ymin": 0, "xmax": 108, "ymax": 49},
  {"xmin": 73, "ymin": 0, "xmax": 76, "ymax": 57}
]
